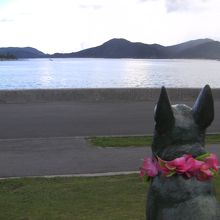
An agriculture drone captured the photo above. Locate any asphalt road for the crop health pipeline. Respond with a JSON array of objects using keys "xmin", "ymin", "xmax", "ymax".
[
  {"xmin": 0, "ymin": 137, "xmax": 149, "ymax": 177},
  {"xmin": 0, "ymin": 137, "xmax": 219, "ymax": 178},
  {"xmin": 0, "ymin": 100, "xmax": 219, "ymax": 139},
  {"xmin": 0, "ymin": 100, "xmax": 219, "ymax": 178}
]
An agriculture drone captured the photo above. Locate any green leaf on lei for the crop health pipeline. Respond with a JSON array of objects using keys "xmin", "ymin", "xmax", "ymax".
[
  {"xmin": 166, "ymin": 170, "xmax": 176, "ymax": 177},
  {"xmin": 196, "ymin": 153, "xmax": 211, "ymax": 161}
]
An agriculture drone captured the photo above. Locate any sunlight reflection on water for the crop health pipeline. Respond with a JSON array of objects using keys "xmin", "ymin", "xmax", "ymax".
[{"xmin": 0, "ymin": 58, "xmax": 219, "ymax": 89}]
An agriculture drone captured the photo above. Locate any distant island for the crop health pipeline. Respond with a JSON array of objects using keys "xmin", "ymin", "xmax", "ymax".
[
  {"xmin": 0, "ymin": 47, "xmax": 45, "ymax": 59},
  {"xmin": 1, "ymin": 38, "xmax": 220, "ymax": 60}
]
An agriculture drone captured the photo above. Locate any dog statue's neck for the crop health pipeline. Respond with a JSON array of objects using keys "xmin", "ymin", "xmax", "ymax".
[{"xmin": 152, "ymin": 131, "xmax": 206, "ymax": 161}]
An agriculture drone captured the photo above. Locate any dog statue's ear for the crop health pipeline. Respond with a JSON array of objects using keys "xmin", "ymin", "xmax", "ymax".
[
  {"xmin": 192, "ymin": 85, "xmax": 214, "ymax": 129},
  {"xmin": 154, "ymin": 86, "xmax": 174, "ymax": 134}
]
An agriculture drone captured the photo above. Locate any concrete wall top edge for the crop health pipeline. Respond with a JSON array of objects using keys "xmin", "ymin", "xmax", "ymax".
[
  {"xmin": 0, "ymin": 88, "xmax": 219, "ymax": 104},
  {"xmin": 0, "ymin": 87, "xmax": 219, "ymax": 92}
]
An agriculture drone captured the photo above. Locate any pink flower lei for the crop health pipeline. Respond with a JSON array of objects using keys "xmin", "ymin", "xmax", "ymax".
[{"xmin": 140, "ymin": 153, "xmax": 220, "ymax": 181}]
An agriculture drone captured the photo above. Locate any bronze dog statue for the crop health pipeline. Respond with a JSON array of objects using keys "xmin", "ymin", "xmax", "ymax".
[{"xmin": 147, "ymin": 85, "xmax": 220, "ymax": 220}]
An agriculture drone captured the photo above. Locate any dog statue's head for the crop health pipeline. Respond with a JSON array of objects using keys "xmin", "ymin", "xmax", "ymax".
[{"xmin": 152, "ymin": 85, "xmax": 214, "ymax": 161}]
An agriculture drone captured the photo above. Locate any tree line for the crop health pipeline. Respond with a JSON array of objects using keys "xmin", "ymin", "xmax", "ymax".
[{"xmin": 0, "ymin": 54, "xmax": 17, "ymax": 60}]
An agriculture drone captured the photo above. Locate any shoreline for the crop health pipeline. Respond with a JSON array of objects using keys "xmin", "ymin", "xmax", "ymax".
[
  {"xmin": 0, "ymin": 58, "xmax": 17, "ymax": 61},
  {"xmin": 0, "ymin": 87, "xmax": 220, "ymax": 104}
]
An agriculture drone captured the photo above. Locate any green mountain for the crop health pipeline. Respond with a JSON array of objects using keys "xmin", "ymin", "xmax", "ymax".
[
  {"xmin": 0, "ymin": 47, "xmax": 46, "ymax": 59},
  {"xmin": 51, "ymin": 38, "xmax": 220, "ymax": 59},
  {"xmin": 1, "ymin": 38, "xmax": 220, "ymax": 59}
]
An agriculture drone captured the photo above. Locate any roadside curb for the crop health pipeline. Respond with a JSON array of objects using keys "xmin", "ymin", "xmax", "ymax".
[
  {"xmin": 0, "ymin": 132, "xmax": 219, "ymax": 142},
  {"xmin": 0, "ymin": 171, "xmax": 139, "ymax": 180},
  {"xmin": 0, "ymin": 134, "xmax": 151, "ymax": 142}
]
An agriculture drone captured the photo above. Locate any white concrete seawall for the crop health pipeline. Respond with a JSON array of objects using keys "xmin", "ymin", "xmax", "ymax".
[{"xmin": 0, "ymin": 88, "xmax": 220, "ymax": 104}]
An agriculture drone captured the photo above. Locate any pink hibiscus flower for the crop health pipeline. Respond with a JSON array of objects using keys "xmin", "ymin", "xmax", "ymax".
[
  {"xmin": 139, "ymin": 152, "xmax": 219, "ymax": 181},
  {"xmin": 140, "ymin": 157, "xmax": 158, "ymax": 177},
  {"xmin": 157, "ymin": 154, "xmax": 194, "ymax": 177}
]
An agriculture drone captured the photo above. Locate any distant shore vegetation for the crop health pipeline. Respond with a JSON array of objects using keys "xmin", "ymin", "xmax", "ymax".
[{"xmin": 0, "ymin": 54, "xmax": 17, "ymax": 60}]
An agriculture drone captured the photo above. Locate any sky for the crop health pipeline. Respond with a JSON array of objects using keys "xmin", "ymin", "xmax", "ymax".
[{"xmin": 0, "ymin": 0, "xmax": 220, "ymax": 54}]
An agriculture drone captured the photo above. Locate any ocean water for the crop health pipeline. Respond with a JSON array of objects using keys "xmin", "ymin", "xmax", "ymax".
[{"xmin": 0, "ymin": 58, "xmax": 219, "ymax": 89}]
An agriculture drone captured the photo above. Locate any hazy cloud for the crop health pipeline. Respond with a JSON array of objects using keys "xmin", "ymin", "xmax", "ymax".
[
  {"xmin": 165, "ymin": 0, "xmax": 190, "ymax": 12},
  {"xmin": 138, "ymin": 0, "xmax": 157, "ymax": 2},
  {"xmin": 139, "ymin": 0, "xmax": 210, "ymax": 12},
  {"xmin": 165, "ymin": 0, "xmax": 208, "ymax": 12},
  {"xmin": 79, "ymin": 4, "xmax": 103, "ymax": 10},
  {"xmin": 0, "ymin": 18, "xmax": 13, "ymax": 22},
  {"xmin": 80, "ymin": 42, "xmax": 90, "ymax": 50}
]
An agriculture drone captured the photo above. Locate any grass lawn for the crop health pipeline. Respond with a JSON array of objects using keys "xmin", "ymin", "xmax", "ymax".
[
  {"xmin": 88, "ymin": 133, "xmax": 220, "ymax": 147},
  {"xmin": 0, "ymin": 174, "xmax": 219, "ymax": 220},
  {"xmin": 0, "ymin": 174, "xmax": 146, "ymax": 220}
]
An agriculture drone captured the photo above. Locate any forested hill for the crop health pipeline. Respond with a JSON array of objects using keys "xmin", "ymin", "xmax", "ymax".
[
  {"xmin": 0, "ymin": 47, "xmax": 46, "ymax": 59},
  {"xmin": 51, "ymin": 38, "xmax": 220, "ymax": 59},
  {"xmin": 1, "ymin": 38, "xmax": 220, "ymax": 59}
]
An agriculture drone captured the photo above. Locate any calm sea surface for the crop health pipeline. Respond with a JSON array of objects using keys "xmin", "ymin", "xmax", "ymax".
[{"xmin": 0, "ymin": 58, "xmax": 220, "ymax": 89}]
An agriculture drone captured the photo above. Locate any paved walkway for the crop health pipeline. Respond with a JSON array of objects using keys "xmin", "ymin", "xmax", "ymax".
[{"xmin": 0, "ymin": 136, "xmax": 219, "ymax": 178}]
